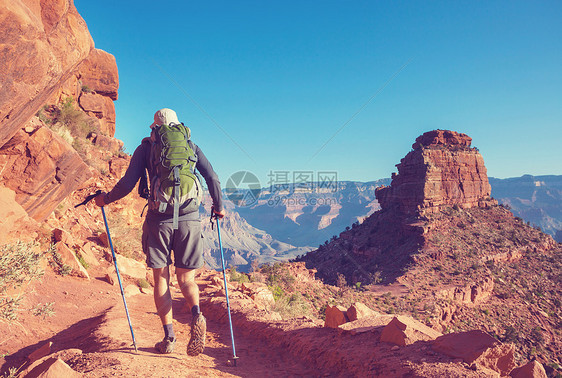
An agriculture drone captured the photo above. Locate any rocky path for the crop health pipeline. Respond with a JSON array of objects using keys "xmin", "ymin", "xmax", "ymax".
[
  {"xmin": 66, "ymin": 291, "xmax": 319, "ymax": 377},
  {"xmin": 3, "ymin": 277, "xmax": 319, "ymax": 378}
]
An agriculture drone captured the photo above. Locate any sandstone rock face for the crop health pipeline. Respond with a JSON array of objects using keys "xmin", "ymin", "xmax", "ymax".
[
  {"xmin": 438, "ymin": 277, "xmax": 494, "ymax": 305},
  {"xmin": 0, "ymin": 0, "xmax": 94, "ymax": 147},
  {"xmin": 376, "ymin": 130, "xmax": 494, "ymax": 215},
  {"xmin": 78, "ymin": 48, "xmax": 119, "ymax": 101},
  {"xmin": 76, "ymin": 49, "xmax": 118, "ymax": 136},
  {"xmin": 0, "ymin": 0, "xmax": 119, "ymax": 226},
  {"xmin": 0, "ymin": 186, "xmax": 38, "ymax": 244},
  {"xmin": 0, "ymin": 125, "xmax": 92, "ymax": 221}
]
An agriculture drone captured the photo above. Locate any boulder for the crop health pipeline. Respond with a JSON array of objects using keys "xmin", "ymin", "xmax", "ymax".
[
  {"xmin": 98, "ymin": 231, "xmax": 110, "ymax": 248},
  {"xmin": 27, "ymin": 342, "xmax": 53, "ymax": 364},
  {"xmin": 110, "ymin": 255, "xmax": 147, "ymax": 280},
  {"xmin": 53, "ymin": 228, "xmax": 74, "ymax": 246},
  {"xmin": 347, "ymin": 302, "xmax": 378, "ymax": 321},
  {"xmin": 0, "ymin": 186, "xmax": 38, "ymax": 244},
  {"xmin": 240, "ymin": 282, "xmax": 275, "ymax": 309},
  {"xmin": 324, "ymin": 305, "xmax": 349, "ymax": 328},
  {"xmin": 78, "ymin": 243, "xmax": 100, "ymax": 267},
  {"xmin": 124, "ymin": 284, "xmax": 141, "ymax": 297},
  {"xmin": 380, "ymin": 316, "xmax": 442, "ymax": 346},
  {"xmin": 339, "ymin": 314, "xmax": 395, "ymax": 335},
  {"xmin": 105, "ymin": 270, "xmax": 117, "ymax": 286},
  {"xmin": 109, "ymin": 156, "xmax": 129, "ymax": 177},
  {"xmin": 92, "ymin": 134, "xmax": 123, "ymax": 154},
  {"xmin": 510, "ymin": 360, "xmax": 547, "ymax": 378},
  {"xmin": 55, "ymin": 242, "xmax": 89, "ymax": 279},
  {"xmin": 432, "ymin": 330, "xmax": 516, "ymax": 376},
  {"xmin": 35, "ymin": 357, "xmax": 82, "ymax": 377}
]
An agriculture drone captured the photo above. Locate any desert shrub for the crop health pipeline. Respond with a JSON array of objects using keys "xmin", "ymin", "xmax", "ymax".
[
  {"xmin": 32, "ymin": 302, "xmax": 55, "ymax": 319},
  {"xmin": 260, "ymin": 263, "xmax": 295, "ymax": 288},
  {"xmin": 0, "ymin": 242, "xmax": 44, "ymax": 322},
  {"xmin": 269, "ymin": 285, "xmax": 285, "ymax": 301},
  {"xmin": 229, "ymin": 266, "xmax": 249, "ymax": 283},
  {"xmin": 48, "ymin": 244, "xmax": 72, "ymax": 276},
  {"xmin": 336, "ymin": 273, "xmax": 347, "ymax": 288},
  {"xmin": 271, "ymin": 292, "xmax": 309, "ymax": 319},
  {"xmin": 370, "ymin": 270, "xmax": 383, "ymax": 284},
  {"xmin": 530, "ymin": 326, "xmax": 544, "ymax": 345},
  {"xmin": 503, "ymin": 326, "xmax": 519, "ymax": 343},
  {"xmin": 75, "ymin": 251, "xmax": 89, "ymax": 270},
  {"xmin": 137, "ymin": 278, "xmax": 150, "ymax": 289},
  {"xmin": 52, "ymin": 97, "xmax": 97, "ymax": 139}
]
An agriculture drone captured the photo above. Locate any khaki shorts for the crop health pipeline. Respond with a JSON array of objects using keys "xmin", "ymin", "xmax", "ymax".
[{"xmin": 141, "ymin": 217, "xmax": 203, "ymax": 269}]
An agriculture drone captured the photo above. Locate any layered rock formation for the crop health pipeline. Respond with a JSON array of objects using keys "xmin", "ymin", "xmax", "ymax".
[
  {"xmin": 376, "ymin": 130, "xmax": 494, "ymax": 215},
  {"xmin": 0, "ymin": 119, "xmax": 90, "ymax": 221},
  {"xmin": 0, "ymin": 0, "xmax": 119, "ymax": 222}
]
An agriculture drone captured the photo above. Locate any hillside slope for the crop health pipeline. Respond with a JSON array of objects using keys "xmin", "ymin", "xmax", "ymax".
[{"xmin": 299, "ymin": 130, "xmax": 562, "ymax": 368}]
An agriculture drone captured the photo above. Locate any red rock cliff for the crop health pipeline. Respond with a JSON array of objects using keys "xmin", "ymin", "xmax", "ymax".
[
  {"xmin": 376, "ymin": 130, "xmax": 493, "ymax": 215},
  {"xmin": 0, "ymin": 0, "xmax": 119, "ymax": 222}
]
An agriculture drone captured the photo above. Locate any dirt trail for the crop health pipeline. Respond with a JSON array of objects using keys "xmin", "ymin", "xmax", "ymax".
[
  {"xmin": 67, "ymin": 290, "xmax": 320, "ymax": 377},
  {"xmin": 1, "ymin": 274, "xmax": 320, "ymax": 377}
]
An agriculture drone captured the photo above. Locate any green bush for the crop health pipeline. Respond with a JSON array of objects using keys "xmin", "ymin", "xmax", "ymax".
[
  {"xmin": 229, "ymin": 265, "xmax": 250, "ymax": 283},
  {"xmin": 52, "ymin": 97, "xmax": 97, "ymax": 139},
  {"xmin": 137, "ymin": 278, "xmax": 150, "ymax": 289}
]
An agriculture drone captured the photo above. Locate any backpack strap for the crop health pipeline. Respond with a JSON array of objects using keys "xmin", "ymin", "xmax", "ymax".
[
  {"xmin": 172, "ymin": 166, "xmax": 181, "ymax": 230},
  {"xmin": 187, "ymin": 140, "xmax": 198, "ymax": 173}
]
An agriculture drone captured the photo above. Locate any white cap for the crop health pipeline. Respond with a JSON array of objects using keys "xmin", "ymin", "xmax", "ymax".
[{"xmin": 150, "ymin": 108, "xmax": 180, "ymax": 128}]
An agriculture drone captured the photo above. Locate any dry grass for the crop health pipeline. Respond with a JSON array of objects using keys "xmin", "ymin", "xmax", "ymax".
[{"xmin": 0, "ymin": 242, "xmax": 44, "ymax": 322}]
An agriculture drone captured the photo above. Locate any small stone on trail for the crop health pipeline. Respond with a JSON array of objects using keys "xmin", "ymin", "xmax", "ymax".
[
  {"xmin": 27, "ymin": 341, "xmax": 52, "ymax": 363},
  {"xmin": 391, "ymin": 345, "xmax": 400, "ymax": 351},
  {"xmin": 226, "ymin": 359, "xmax": 233, "ymax": 367}
]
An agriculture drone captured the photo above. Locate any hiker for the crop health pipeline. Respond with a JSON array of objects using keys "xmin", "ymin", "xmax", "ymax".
[{"xmin": 94, "ymin": 108, "xmax": 225, "ymax": 356}]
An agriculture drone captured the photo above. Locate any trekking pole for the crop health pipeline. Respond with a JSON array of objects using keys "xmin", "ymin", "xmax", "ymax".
[
  {"xmin": 211, "ymin": 211, "xmax": 239, "ymax": 366},
  {"xmin": 76, "ymin": 191, "xmax": 138, "ymax": 353}
]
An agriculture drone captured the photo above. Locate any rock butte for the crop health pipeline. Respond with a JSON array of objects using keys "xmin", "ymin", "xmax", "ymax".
[{"xmin": 376, "ymin": 129, "xmax": 495, "ymax": 215}]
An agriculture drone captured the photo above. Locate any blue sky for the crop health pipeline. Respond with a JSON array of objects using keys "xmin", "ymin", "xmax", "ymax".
[{"xmin": 75, "ymin": 0, "xmax": 561, "ymax": 186}]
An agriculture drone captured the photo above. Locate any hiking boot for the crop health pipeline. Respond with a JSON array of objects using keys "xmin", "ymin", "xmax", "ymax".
[
  {"xmin": 186, "ymin": 313, "xmax": 206, "ymax": 356},
  {"xmin": 155, "ymin": 337, "xmax": 176, "ymax": 354}
]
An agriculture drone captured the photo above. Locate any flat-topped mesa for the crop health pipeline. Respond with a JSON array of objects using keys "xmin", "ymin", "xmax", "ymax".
[{"xmin": 376, "ymin": 130, "xmax": 495, "ymax": 215}]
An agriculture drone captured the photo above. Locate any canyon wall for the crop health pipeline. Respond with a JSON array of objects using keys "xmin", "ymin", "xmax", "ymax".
[{"xmin": 0, "ymin": 0, "xmax": 118, "ymax": 222}]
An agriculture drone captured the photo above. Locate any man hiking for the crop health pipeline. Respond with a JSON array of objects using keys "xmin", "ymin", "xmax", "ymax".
[{"xmin": 95, "ymin": 108, "xmax": 225, "ymax": 356}]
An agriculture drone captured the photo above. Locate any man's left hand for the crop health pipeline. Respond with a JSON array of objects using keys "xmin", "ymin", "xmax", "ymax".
[{"xmin": 213, "ymin": 208, "xmax": 226, "ymax": 219}]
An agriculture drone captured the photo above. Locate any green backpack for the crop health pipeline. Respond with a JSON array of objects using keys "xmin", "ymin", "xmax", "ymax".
[{"xmin": 148, "ymin": 122, "xmax": 202, "ymax": 229}]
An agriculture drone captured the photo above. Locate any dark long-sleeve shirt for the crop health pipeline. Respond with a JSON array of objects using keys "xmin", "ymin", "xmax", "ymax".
[{"xmin": 105, "ymin": 139, "xmax": 223, "ymax": 219}]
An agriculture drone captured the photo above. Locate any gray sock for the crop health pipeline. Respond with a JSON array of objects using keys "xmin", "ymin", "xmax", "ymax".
[
  {"xmin": 163, "ymin": 323, "xmax": 175, "ymax": 340},
  {"xmin": 191, "ymin": 305, "xmax": 201, "ymax": 317}
]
